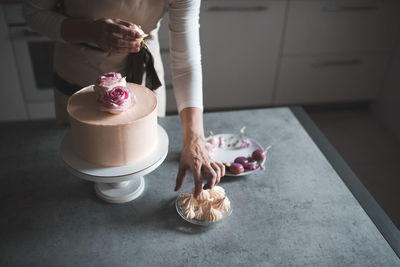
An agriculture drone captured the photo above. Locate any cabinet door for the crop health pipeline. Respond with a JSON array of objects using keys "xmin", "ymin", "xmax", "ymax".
[
  {"xmin": 283, "ymin": 0, "xmax": 400, "ymax": 55},
  {"xmin": 200, "ymin": 0, "xmax": 286, "ymax": 110},
  {"xmin": 275, "ymin": 54, "xmax": 390, "ymax": 105},
  {"xmin": 158, "ymin": 13, "xmax": 177, "ymax": 113},
  {"xmin": 0, "ymin": 5, "xmax": 28, "ymax": 121}
]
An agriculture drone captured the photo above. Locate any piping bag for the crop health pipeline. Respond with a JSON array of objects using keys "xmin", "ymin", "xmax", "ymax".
[{"xmin": 126, "ymin": 26, "xmax": 162, "ymax": 91}]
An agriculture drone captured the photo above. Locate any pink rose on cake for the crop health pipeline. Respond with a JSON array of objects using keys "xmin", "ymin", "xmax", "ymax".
[
  {"xmin": 100, "ymin": 86, "xmax": 136, "ymax": 114},
  {"xmin": 94, "ymin": 72, "xmax": 126, "ymax": 99}
]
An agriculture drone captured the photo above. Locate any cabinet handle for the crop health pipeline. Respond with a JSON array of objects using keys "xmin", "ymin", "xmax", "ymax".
[
  {"xmin": 312, "ymin": 59, "xmax": 363, "ymax": 68},
  {"xmin": 207, "ymin": 6, "xmax": 268, "ymax": 12},
  {"xmin": 322, "ymin": 5, "xmax": 378, "ymax": 12}
]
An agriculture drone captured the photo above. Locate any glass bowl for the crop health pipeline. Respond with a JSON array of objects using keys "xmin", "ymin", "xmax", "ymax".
[{"xmin": 175, "ymin": 193, "xmax": 232, "ymax": 226}]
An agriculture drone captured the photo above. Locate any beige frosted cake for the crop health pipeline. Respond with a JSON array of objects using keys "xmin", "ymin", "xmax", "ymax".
[{"xmin": 67, "ymin": 72, "xmax": 158, "ymax": 167}]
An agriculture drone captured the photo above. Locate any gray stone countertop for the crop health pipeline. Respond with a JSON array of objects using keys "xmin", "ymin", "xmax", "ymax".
[{"xmin": 0, "ymin": 107, "xmax": 398, "ymax": 266}]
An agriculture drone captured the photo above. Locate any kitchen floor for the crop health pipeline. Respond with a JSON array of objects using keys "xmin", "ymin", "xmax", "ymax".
[{"xmin": 305, "ymin": 104, "xmax": 400, "ymax": 230}]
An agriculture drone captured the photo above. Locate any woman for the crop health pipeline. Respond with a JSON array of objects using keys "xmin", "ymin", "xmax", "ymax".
[{"xmin": 23, "ymin": 0, "xmax": 224, "ymax": 198}]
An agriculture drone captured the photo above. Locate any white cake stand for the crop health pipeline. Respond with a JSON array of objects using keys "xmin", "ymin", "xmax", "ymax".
[{"xmin": 60, "ymin": 125, "xmax": 169, "ymax": 204}]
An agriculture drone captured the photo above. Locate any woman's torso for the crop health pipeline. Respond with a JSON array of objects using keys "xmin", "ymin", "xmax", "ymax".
[{"xmin": 54, "ymin": 0, "xmax": 169, "ymax": 87}]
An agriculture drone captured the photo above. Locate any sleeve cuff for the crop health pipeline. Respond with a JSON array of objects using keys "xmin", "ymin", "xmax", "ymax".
[{"xmin": 177, "ymin": 100, "xmax": 204, "ymax": 114}]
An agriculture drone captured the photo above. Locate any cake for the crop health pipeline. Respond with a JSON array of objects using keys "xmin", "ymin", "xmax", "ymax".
[{"xmin": 67, "ymin": 72, "xmax": 158, "ymax": 167}]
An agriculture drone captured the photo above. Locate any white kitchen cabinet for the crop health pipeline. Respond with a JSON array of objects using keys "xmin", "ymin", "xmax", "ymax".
[
  {"xmin": 283, "ymin": 0, "xmax": 400, "ymax": 55},
  {"xmin": 200, "ymin": 0, "xmax": 286, "ymax": 110},
  {"xmin": 158, "ymin": 1, "xmax": 287, "ymax": 112},
  {"xmin": 0, "ymin": 5, "xmax": 28, "ymax": 121},
  {"xmin": 3, "ymin": 3, "xmax": 55, "ymax": 120},
  {"xmin": 158, "ymin": 13, "xmax": 177, "ymax": 113},
  {"xmin": 275, "ymin": 54, "xmax": 390, "ymax": 105}
]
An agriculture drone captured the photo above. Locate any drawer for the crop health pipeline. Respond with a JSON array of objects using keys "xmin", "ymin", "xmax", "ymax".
[
  {"xmin": 275, "ymin": 54, "xmax": 390, "ymax": 105},
  {"xmin": 200, "ymin": 0, "xmax": 286, "ymax": 109},
  {"xmin": 283, "ymin": 0, "xmax": 400, "ymax": 55}
]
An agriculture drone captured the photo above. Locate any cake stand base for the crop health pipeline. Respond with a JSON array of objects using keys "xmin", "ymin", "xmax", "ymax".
[
  {"xmin": 94, "ymin": 177, "xmax": 145, "ymax": 204},
  {"xmin": 60, "ymin": 124, "xmax": 168, "ymax": 204}
]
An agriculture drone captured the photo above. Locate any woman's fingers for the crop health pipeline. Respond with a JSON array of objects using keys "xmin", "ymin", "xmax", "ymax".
[
  {"xmin": 193, "ymin": 166, "xmax": 203, "ymax": 198},
  {"xmin": 202, "ymin": 163, "xmax": 218, "ymax": 190},
  {"xmin": 91, "ymin": 18, "xmax": 144, "ymax": 53},
  {"xmin": 202, "ymin": 161, "xmax": 225, "ymax": 189},
  {"xmin": 213, "ymin": 161, "xmax": 225, "ymax": 185},
  {"xmin": 102, "ymin": 37, "xmax": 141, "ymax": 53},
  {"xmin": 108, "ymin": 38, "xmax": 140, "ymax": 48},
  {"xmin": 105, "ymin": 20, "xmax": 137, "ymax": 39},
  {"xmin": 217, "ymin": 161, "xmax": 225, "ymax": 178},
  {"xmin": 113, "ymin": 18, "xmax": 134, "ymax": 28},
  {"xmin": 174, "ymin": 166, "xmax": 187, "ymax": 192}
]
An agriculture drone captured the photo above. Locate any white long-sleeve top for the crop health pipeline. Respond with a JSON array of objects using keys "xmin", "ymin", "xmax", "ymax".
[{"xmin": 23, "ymin": 0, "xmax": 203, "ymax": 113}]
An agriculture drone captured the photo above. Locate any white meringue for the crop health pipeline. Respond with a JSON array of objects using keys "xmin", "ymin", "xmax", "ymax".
[
  {"xmin": 206, "ymin": 207, "xmax": 223, "ymax": 222},
  {"xmin": 192, "ymin": 188, "xmax": 210, "ymax": 202},
  {"xmin": 179, "ymin": 185, "xmax": 230, "ymax": 222},
  {"xmin": 209, "ymin": 186, "xmax": 225, "ymax": 200},
  {"xmin": 194, "ymin": 206, "xmax": 205, "ymax": 221},
  {"xmin": 183, "ymin": 206, "xmax": 196, "ymax": 220},
  {"xmin": 181, "ymin": 195, "xmax": 198, "ymax": 211},
  {"xmin": 213, "ymin": 197, "xmax": 231, "ymax": 213},
  {"xmin": 178, "ymin": 193, "xmax": 191, "ymax": 207}
]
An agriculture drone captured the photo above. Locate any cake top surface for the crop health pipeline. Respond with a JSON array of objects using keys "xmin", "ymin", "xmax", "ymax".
[{"xmin": 67, "ymin": 83, "xmax": 157, "ymax": 125}]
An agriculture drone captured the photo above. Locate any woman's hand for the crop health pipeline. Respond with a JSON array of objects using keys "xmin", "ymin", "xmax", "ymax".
[
  {"xmin": 174, "ymin": 108, "xmax": 225, "ymax": 198},
  {"xmin": 61, "ymin": 18, "xmax": 144, "ymax": 53}
]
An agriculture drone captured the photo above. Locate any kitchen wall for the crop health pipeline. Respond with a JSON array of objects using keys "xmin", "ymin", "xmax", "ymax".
[{"xmin": 373, "ymin": 38, "xmax": 400, "ymax": 141}]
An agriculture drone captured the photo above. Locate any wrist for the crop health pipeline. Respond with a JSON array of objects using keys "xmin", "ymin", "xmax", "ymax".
[
  {"xmin": 183, "ymin": 131, "xmax": 205, "ymax": 148},
  {"xmin": 180, "ymin": 107, "xmax": 205, "ymax": 146}
]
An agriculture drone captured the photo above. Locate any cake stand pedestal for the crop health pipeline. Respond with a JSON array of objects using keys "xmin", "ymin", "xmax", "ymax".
[{"xmin": 60, "ymin": 125, "xmax": 169, "ymax": 204}]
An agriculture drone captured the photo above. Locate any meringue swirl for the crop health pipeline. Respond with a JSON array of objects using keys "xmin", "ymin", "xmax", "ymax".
[
  {"xmin": 213, "ymin": 197, "xmax": 231, "ymax": 213},
  {"xmin": 206, "ymin": 207, "xmax": 223, "ymax": 222},
  {"xmin": 183, "ymin": 206, "xmax": 196, "ymax": 220},
  {"xmin": 179, "ymin": 186, "xmax": 231, "ymax": 223},
  {"xmin": 181, "ymin": 195, "xmax": 198, "ymax": 211},
  {"xmin": 209, "ymin": 185, "xmax": 225, "ymax": 200}
]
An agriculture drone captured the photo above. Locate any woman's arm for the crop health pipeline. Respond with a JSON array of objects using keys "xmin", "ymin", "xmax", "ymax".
[
  {"xmin": 175, "ymin": 108, "xmax": 225, "ymax": 197},
  {"xmin": 168, "ymin": 0, "xmax": 203, "ymax": 113},
  {"xmin": 170, "ymin": 0, "xmax": 225, "ymax": 198}
]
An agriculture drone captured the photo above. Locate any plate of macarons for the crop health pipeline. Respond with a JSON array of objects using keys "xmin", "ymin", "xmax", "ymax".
[{"xmin": 205, "ymin": 130, "xmax": 270, "ymax": 176}]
